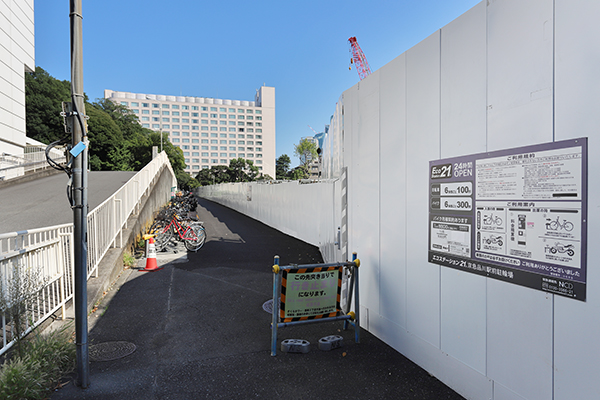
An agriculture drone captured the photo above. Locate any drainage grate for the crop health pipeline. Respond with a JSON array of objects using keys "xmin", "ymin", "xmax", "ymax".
[{"xmin": 89, "ymin": 341, "xmax": 137, "ymax": 362}]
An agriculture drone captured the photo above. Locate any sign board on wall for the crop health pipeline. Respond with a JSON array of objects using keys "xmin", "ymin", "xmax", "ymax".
[{"xmin": 428, "ymin": 138, "xmax": 587, "ymax": 300}]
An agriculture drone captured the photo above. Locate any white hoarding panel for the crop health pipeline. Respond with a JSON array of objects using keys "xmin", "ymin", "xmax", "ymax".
[
  {"xmin": 486, "ymin": 0, "xmax": 553, "ymax": 150},
  {"xmin": 487, "ymin": 280, "xmax": 553, "ymax": 400},
  {"xmin": 379, "ymin": 54, "xmax": 408, "ymax": 328},
  {"xmin": 441, "ymin": 1, "xmax": 487, "ymax": 158},
  {"xmin": 406, "ymin": 31, "xmax": 441, "ymax": 347},
  {"xmin": 554, "ymin": 1, "xmax": 600, "ymax": 398},
  {"xmin": 439, "ymin": 1, "xmax": 488, "ymax": 374},
  {"xmin": 349, "ymin": 71, "xmax": 381, "ymax": 317}
]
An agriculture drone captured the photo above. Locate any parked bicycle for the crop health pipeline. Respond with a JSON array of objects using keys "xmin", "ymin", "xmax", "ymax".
[{"xmin": 148, "ymin": 193, "xmax": 206, "ymax": 252}]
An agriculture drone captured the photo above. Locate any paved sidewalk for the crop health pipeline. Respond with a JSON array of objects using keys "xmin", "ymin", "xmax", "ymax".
[{"xmin": 51, "ymin": 198, "xmax": 465, "ymax": 400}]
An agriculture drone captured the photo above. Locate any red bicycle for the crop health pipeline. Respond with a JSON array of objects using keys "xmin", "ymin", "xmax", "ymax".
[{"xmin": 150, "ymin": 209, "xmax": 206, "ymax": 252}]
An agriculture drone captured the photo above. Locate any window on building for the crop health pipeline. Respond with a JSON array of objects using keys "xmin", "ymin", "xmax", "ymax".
[
  {"xmin": 219, "ymin": 114, "xmax": 226, "ymax": 119},
  {"xmin": 142, "ymin": 102, "xmax": 149, "ymax": 107},
  {"xmin": 142, "ymin": 110, "xmax": 149, "ymax": 115},
  {"xmin": 182, "ymin": 105, "xmax": 189, "ymax": 110},
  {"xmin": 162, "ymin": 104, "xmax": 169, "ymax": 109},
  {"xmin": 192, "ymin": 106, "xmax": 198, "ymax": 110},
  {"xmin": 210, "ymin": 107, "xmax": 217, "ymax": 111},
  {"xmin": 152, "ymin": 110, "xmax": 160, "ymax": 115},
  {"xmin": 153, "ymin": 103, "xmax": 159, "ymax": 108},
  {"xmin": 201, "ymin": 106, "xmax": 208, "ymax": 111},
  {"xmin": 142, "ymin": 123, "xmax": 149, "ymax": 128},
  {"xmin": 120, "ymin": 101, "xmax": 128, "ymax": 106},
  {"xmin": 255, "ymin": 110, "xmax": 261, "ymax": 114}
]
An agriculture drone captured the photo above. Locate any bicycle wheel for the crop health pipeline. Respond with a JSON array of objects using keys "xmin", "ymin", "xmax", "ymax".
[
  {"xmin": 183, "ymin": 225, "xmax": 206, "ymax": 252},
  {"xmin": 564, "ymin": 221, "xmax": 574, "ymax": 232},
  {"xmin": 155, "ymin": 224, "xmax": 174, "ymax": 251}
]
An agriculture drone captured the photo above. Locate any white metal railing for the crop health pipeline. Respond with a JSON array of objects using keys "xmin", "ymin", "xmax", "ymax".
[
  {"xmin": 0, "ymin": 152, "xmax": 176, "ymax": 356},
  {"xmin": 0, "ymin": 146, "xmax": 67, "ymax": 181}
]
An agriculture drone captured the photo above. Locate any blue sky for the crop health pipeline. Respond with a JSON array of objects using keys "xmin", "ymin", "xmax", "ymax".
[{"xmin": 34, "ymin": 0, "xmax": 480, "ymax": 167}]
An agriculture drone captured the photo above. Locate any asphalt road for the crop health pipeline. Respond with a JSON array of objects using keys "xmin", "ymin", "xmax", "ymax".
[
  {"xmin": 0, "ymin": 171, "xmax": 136, "ymax": 234},
  {"xmin": 50, "ymin": 197, "xmax": 465, "ymax": 400}
]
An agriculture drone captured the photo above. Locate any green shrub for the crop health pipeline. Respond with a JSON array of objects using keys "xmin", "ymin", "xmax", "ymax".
[{"xmin": 0, "ymin": 327, "xmax": 76, "ymax": 399}]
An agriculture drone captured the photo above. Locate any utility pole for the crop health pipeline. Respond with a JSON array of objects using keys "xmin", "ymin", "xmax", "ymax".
[{"xmin": 70, "ymin": 0, "xmax": 90, "ymax": 388}]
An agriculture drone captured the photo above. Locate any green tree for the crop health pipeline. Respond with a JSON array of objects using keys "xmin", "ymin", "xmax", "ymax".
[
  {"xmin": 289, "ymin": 166, "xmax": 308, "ymax": 180},
  {"xmin": 275, "ymin": 154, "xmax": 291, "ymax": 180},
  {"xmin": 293, "ymin": 138, "xmax": 318, "ymax": 173},
  {"xmin": 229, "ymin": 158, "xmax": 259, "ymax": 182},
  {"xmin": 86, "ymin": 105, "xmax": 126, "ymax": 171},
  {"xmin": 25, "ymin": 66, "xmax": 71, "ymax": 144}
]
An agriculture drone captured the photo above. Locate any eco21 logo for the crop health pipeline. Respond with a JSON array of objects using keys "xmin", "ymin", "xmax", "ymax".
[{"xmin": 431, "ymin": 163, "xmax": 452, "ymax": 179}]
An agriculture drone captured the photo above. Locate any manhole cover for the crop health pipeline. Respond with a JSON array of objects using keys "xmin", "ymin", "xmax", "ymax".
[
  {"xmin": 89, "ymin": 341, "xmax": 136, "ymax": 362},
  {"xmin": 262, "ymin": 298, "xmax": 280, "ymax": 314}
]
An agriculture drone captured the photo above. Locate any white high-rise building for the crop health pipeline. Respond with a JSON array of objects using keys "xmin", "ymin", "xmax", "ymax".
[
  {"xmin": 104, "ymin": 87, "xmax": 276, "ymax": 179},
  {"xmin": 0, "ymin": 1, "xmax": 35, "ymax": 156}
]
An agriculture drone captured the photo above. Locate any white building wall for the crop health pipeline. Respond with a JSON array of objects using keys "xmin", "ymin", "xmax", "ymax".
[
  {"xmin": 0, "ymin": 0, "xmax": 35, "ymax": 156},
  {"xmin": 198, "ymin": 1, "xmax": 600, "ymax": 399}
]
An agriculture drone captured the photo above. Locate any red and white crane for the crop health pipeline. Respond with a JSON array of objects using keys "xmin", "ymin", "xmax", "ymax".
[{"xmin": 348, "ymin": 36, "xmax": 372, "ymax": 81}]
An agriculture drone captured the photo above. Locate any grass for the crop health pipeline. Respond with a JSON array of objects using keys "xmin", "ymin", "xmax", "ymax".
[
  {"xmin": 0, "ymin": 326, "xmax": 76, "ymax": 399},
  {"xmin": 123, "ymin": 251, "xmax": 136, "ymax": 268}
]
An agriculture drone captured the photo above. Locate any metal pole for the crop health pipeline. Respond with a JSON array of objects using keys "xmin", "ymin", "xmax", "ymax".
[
  {"xmin": 270, "ymin": 255, "xmax": 280, "ymax": 356},
  {"xmin": 70, "ymin": 0, "xmax": 89, "ymax": 388}
]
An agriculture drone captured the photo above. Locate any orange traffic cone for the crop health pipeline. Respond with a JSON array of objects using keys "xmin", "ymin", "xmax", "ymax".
[{"xmin": 142, "ymin": 237, "xmax": 163, "ymax": 272}]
